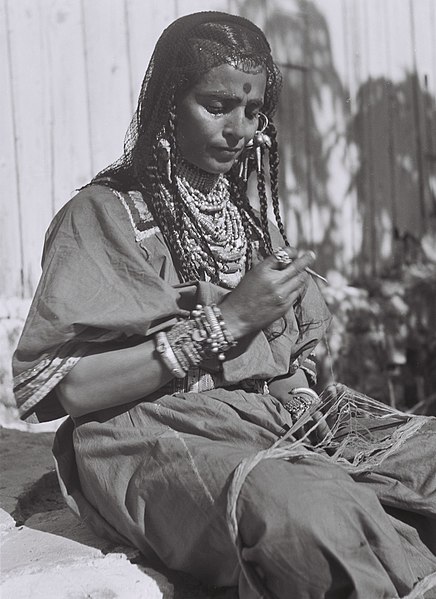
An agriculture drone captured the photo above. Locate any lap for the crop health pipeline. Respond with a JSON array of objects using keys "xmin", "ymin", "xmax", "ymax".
[{"xmin": 57, "ymin": 391, "xmax": 436, "ymax": 594}]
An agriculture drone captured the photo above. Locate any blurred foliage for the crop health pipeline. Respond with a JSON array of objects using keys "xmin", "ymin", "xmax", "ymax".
[{"xmin": 318, "ymin": 232, "xmax": 436, "ymax": 414}]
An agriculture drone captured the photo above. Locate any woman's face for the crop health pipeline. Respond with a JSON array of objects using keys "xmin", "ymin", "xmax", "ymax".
[{"xmin": 176, "ymin": 63, "xmax": 267, "ymax": 174}]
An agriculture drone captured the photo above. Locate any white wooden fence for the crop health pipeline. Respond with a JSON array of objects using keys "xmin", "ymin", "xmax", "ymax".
[{"xmin": 1, "ymin": 0, "xmax": 435, "ymax": 299}]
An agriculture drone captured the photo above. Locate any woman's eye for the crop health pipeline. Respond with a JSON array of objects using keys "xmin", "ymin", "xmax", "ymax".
[{"xmin": 206, "ymin": 104, "xmax": 225, "ymax": 115}]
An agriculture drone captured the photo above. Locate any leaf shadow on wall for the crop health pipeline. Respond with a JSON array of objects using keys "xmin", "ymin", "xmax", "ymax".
[
  {"xmin": 239, "ymin": 0, "xmax": 436, "ymax": 281},
  {"xmin": 346, "ymin": 73, "xmax": 436, "ymax": 278},
  {"xmin": 239, "ymin": 0, "xmax": 350, "ymax": 277}
]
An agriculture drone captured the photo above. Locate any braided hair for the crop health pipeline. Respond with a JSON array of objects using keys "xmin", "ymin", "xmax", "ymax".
[{"xmin": 92, "ymin": 11, "xmax": 287, "ymax": 281}]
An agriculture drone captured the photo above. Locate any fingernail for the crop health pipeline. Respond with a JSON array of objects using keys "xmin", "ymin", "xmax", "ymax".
[{"xmin": 307, "ymin": 250, "xmax": 316, "ymax": 260}]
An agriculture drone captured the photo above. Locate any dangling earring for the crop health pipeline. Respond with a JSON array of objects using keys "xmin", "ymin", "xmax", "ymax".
[
  {"xmin": 239, "ymin": 113, "xmax": 272, "ymax": 181},
  {"xmin": 157, "ymin": 137, "xmax": 172, "ymax": 182}
]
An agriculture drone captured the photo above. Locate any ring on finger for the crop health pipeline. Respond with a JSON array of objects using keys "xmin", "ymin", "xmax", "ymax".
[{"xmin": 273, "ymin": 247, "xmax": 293, "ymax": 269}]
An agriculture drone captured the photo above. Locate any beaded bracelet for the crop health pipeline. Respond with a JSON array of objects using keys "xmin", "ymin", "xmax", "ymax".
[
  {"xmin": 154, "ymin": 303, "xmax": 237, "ymax": 379},
  {"xmin": 194, "ymin": 303, "xmax": 237, "ymax": 361},
  {"xmin": 211, "ymin": 304, "xmax": 236, "ymax": 349}
]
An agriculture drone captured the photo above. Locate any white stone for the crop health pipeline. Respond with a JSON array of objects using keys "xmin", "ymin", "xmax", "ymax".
[
  {"xmin": 0, "ymin": 507, "xmax": 15, "ymax": 532},
  {"xmin": 1, "ymin": 554, "xmax": 162, "ymax": 599},
  {"xmin": 1, "ymin": 523, "xmax": 103, "ymax": 576}
]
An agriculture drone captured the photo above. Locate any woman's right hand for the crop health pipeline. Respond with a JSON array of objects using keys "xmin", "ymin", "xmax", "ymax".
[{"xmin": 219, "ymin": 248, "xmax": 316, "ymax": 340}]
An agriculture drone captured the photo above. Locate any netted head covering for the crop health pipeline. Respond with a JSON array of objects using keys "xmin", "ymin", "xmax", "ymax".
[{"xmin": 94, "ymin": 11, "xmax": 282, "ymax": 188}]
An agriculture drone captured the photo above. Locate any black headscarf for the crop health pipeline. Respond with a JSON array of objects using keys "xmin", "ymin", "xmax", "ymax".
[{"xmin": 93, "ymin": 11, "xmax": 282, "ymax": 191}]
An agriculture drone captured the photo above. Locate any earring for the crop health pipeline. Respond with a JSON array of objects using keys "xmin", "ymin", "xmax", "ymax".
[
  {"xmin": 239, "ymin": 113, "xmax": 272, "ymax": 180},
  {"xmin": 157, "ymin": 137, "xmax": 172, "ymax": 182}
]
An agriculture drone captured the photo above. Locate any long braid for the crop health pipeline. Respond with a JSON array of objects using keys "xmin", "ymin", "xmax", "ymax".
[
  {"xmin": 144, "ymin": 157, "xmax": 193, "ymax": 282},
  {"xmin": 228, "ymin": 167, "xmax": 261, "ymax": 229},
  {"xmin": 256, "ymin": 151, "xmax": 274, "ymax": 255},
  {"xmin": 269, "ymin": 122, "xmax": 289, "ymax": 246},
  {"xmin": 165, "ymin": 108, "xmax": 199, "ymax": 281},
  {"xmin": 229, "ymin": 178, "xmax": 255, "ymax": 271}
]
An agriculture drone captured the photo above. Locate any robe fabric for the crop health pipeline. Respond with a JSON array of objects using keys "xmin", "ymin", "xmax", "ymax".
[{"xmin": 12, "ymin": 185, "xmax": 436, "ymax": 598}]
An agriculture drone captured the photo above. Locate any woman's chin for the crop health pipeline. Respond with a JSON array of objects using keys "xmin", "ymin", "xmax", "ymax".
[{"xmin": 191, "ymin": 158, "xmax": 236, "ymax": 175}]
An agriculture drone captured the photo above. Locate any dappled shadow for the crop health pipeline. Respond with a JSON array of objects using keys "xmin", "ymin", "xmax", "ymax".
[
  {"xmin": 239, "ymin": 0, "xmax": 436, "ymax": 281},
  {"xmin": 347, "ymin": 73, "xmax": 436, "ymax": 278},
  {"xmin": 237, "ymin": 1, "xmax": 436, "ymax": 409},
  {"xmin": 239, "ymin": 0, "xmax": 349, "ymax": 276}
]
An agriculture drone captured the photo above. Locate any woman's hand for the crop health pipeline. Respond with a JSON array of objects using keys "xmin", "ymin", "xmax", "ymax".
[{"xmin": 219, "ymin": 248, "xmax": 316, "ymax": 340}]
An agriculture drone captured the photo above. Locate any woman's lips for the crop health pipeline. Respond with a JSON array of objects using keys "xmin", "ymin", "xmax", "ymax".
[{"xmin": 211, "ymin": 147, "xmax": 242, "ymax": 160}]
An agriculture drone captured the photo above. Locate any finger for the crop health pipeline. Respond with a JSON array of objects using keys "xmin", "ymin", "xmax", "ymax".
[
  {"xmin": 269, "ymin": 246, "xmax": 298, "ymax": 270},
  {"xmin": 274, "ymin": 271, "xmax": 309, "ymax": 307},
  {"xmin": 279, "ymin": 251, "xmax": 316, "ymax": 280}
]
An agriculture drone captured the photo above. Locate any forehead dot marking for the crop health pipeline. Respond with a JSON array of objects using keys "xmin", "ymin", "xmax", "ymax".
[{"xmin": 243, "ymin": 82, "xmax": 252, "ymax": 93}]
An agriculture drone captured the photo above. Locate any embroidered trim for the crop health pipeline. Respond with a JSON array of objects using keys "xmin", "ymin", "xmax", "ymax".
[
  {"xmin": 15, "ymin": 354, "xmax": 83, "ymax": 418},
  {"xmin": 113, "ymin": 189, "xmax": 160, "ymax": 242},
  {"xmin": 13, "ymin": 355, "xmax": 52, "ymax": 386}
]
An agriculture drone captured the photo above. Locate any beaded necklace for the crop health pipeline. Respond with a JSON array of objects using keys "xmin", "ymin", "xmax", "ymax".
[{"xmin": 160, "ymin": 159, "xmax": 247, "ymax": 288}]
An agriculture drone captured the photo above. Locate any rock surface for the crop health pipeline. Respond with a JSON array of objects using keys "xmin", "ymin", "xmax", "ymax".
[{"xmin": 0, "ymin": 425, "xmax": 237, "ymax": 599}]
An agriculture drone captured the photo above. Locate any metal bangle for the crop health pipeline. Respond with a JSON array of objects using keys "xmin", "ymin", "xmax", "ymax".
[
  {"xmin": 155, "ymin": 331, "xmax": 187, "ymax": 379},
  {"xmin": 283, "ymin": 387, "xmax": 320, "ymax": 419}
]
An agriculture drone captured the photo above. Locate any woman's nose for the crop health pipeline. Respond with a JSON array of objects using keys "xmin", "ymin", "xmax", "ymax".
[{"xmin": 223, "ymin": 110, "xmax": 253, "ymax": 145}]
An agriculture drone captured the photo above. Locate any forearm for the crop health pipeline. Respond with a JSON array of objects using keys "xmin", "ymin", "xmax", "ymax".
[{"xmin": 57, "ymin": 337, "xmax": 172, "ymax": 418}]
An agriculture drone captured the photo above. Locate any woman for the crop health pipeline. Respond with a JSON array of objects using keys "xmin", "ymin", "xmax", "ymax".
[{"xmin": 12, "ymin": 11, "xmax": 436, "ymax": 599}]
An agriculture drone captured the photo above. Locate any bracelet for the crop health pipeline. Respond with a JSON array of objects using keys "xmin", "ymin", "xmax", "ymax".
[
  {"xmin": 283, "ymin": 388, "xmax": 320, "ymax": 420},
  {"xmin": 155, "ymin": 331, "xmax": 187, "ymax": 379},
  {"xmin": 167, "ymin": 319, "xmax": 203, "ymax": 370},
  {"xmin": 155, "ymin": 304, "xmax": 237, "ymax": 378},
  {"xmin": 212, "ymin": 304, "xmax": 236, "ymax": 347}
]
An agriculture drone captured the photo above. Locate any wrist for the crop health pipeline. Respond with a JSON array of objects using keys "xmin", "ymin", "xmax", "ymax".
[
  {"xmin": 217, "ymin": 301, "xmax": 251, "ymax": 341},
  {"xmin": 154, "ymin": 303, "xmax": 238, "ymax": 377}
]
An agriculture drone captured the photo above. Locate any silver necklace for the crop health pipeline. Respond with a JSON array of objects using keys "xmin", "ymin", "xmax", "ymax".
[{"xmin": 160, "ymin": 162, "xmax": 247, "ymax": 288}]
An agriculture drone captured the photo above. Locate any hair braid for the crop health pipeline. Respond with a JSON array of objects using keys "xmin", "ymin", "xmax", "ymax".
[
  {"xmin": 229, "ymin": 178, "xmax": 255, "ymax": 271},
  {"xmin": 268, "ymin": 122, "xmax": 289, "ymax": 246},
  {"xmin": 165, "ymin": 108, "xmax": 199, "ymax": 281},
  {"xmin": 256, "ymin": 153, "xmax": 273, "ymax": 255},
  {"xmin": 145, "ymin": 159, "xmax": 193, "ymax": 282}
]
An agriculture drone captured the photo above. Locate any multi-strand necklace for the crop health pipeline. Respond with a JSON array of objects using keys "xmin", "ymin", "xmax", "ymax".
[{"xmin": 160, "ymin": 160, "xmax": 247, "ymax": 288}]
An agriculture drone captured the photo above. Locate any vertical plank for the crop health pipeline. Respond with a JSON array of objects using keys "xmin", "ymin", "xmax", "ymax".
[
  {"xmin": 0, "ymin": 0, "xmax": 22, "ymax": 297},
  {"xmin": 125, "ymin": 0, "xmax": 177, "ymax": 112},
  {"xmin": 43, "ymin": 0, "xmax": 93, "ymax": 213},
  {"xmin": 424, "ymin": 0, "xmax": 436, "ymax": 210},
  {"xmin": 386, "ymin": 0, "xmax": 421, "ymax": 240},
  {"xmin": 338, "ymin": 0, "xmax": 362, "ymax": 280},
  {"xmin": 307, "ymin": 0, "xmax": 358, "ymax": 277},
  {"xmin": 384, "ymin": 0, "xmax": 414, "ymax": 82},
  {"xmin": 382, "ymin": 0, "xmax": 399, "ymax": 247},
  {"xmin": 366, "ymin": 0, "xmax": 395, "ymax": 270},
  {"xmin": 345, "ymin": 0, "xmax": 380, "ymax": 277},
  {"xmin": 81, "ymin": 0, "xmax": 133, "ymax": 177},
  {"xmin": 261, "ymin": 0, "xmax": 310, "ymax": 247},
  {"xmin": 410, "ymin": 0, "xmax": 436, "ymax": 236},
  {"xmin": 6, "ymin": 0, "xmax": 53, "ymax": 297}
]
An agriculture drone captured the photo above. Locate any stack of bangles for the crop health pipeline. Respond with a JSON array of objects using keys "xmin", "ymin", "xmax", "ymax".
[
  {"xmin": 154, "ymin": 303, "xmax": 237, "ymax": 378},
  {"xmin": 283, "ymin": 388, "xmax": 320, "ymax": 420}
]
